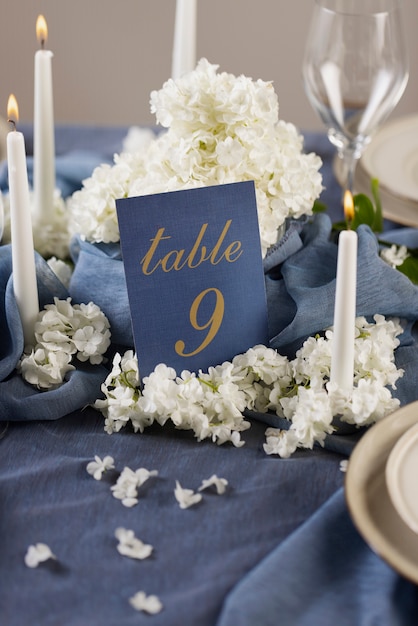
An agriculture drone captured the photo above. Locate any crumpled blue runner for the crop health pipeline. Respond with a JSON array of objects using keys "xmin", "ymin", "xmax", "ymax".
[
  {"xmin": 3, "ymin": 210, "xmax": 418, "ymax": 427},
  {"xmin": 217, "ymin": 487, "xmax": 418, "ymax": 626},
  {"xmin": 70, "ymin": 213, "xmax": 418, "ymax": 350},
  {"xmin": 1, "ymin": 130, "xmax": 418, "ymax": 626},
  {"xmin": 0, "ymin": 245, "xmax": 107, "ymax": 421}
]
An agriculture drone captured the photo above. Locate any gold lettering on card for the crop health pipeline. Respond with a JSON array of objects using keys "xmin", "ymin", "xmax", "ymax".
[
  {"xmin": 175, "ymin": 288, "xmax": 225, "ymax": 357},
  {"xmin": 140, "ymin": 220, "xmax": 243, "ymax": 275}
]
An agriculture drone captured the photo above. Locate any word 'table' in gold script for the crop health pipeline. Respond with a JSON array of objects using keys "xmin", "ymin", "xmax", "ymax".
[{"xmin": 140, "ymin": 219, "xmax": 243, "ymax": 275}]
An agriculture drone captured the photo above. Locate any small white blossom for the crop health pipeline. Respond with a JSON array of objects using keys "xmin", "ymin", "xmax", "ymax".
[
  {"xmin": 339, "ymin": 459, "xmax": 349, "ymax": 473},
  {"xmin": 198, "ymin": 474, "xmax": 228, "ymax": 494},
  {"xmin": 380, "ymin": 244, "xmax": 410, "ymax": 268},
  {"xmin": 129, "ymin": 591, "xmax": 163, "ymax": 614},
  {"xmin": 115, "ymin": 528, "xmax": 153, "ymax": 560},
  {"xmin": 86, "ymin": 455, "xmax": 115, "ymax": 480},
  {"xmin": 24, "ymin": 543, "xmax": 56, "ymax": 568},
  {"xmin": 111, "ymin": 467, "xmax": 158, "ymax": 507},
  {"xmin": 263, "ymin": 427, "xmax": 300, "ymax": 458},
  {"xmin": 174, "ymin": 480, "xmax": 202, "ymax": 509}
]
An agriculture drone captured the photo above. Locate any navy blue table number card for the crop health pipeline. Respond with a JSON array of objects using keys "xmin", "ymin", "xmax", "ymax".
[{"xmin": 116, "ymin": 181, "xmax": 269, "ymax": 379}]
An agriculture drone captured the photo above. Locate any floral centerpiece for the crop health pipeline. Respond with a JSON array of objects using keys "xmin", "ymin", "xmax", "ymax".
[
  {"xmin": 68, "ymin": 59, "xmax": 323, "ymax": 258},
  {"xmin": 6, "ymin": 60, "xmax": 411, "ymax": 459}
]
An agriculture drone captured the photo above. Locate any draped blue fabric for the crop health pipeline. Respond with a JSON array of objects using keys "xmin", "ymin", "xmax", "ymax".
[{"xmin": 0, "ymin": 128, "xmax": 417, "ymax": 625}]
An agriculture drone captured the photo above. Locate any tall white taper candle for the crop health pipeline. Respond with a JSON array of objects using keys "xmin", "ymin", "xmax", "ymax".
[
  {"xmin": 33, "ymin": 14, "xmax": 55, "ymax": 224},
  {"xmin": 330, "ymin": 191, "xmax": 358, "ymax": 391},
  {"xmin": 172, "ymin": 0, "xmax": 197, "ymax": 80},
  {"xmin": 7, "ymin": 94, "xmax": 39, "ymax": 347}
]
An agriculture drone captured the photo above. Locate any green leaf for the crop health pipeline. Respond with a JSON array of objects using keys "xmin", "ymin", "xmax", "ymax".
[
  {"xmin": 332, "ymin": 220, "xmax": 346, "ymax": 232},
  {"xmin": 397, "ymin": 256, "xmax": 418, "ymax": 285},
  {"xmin": 312, "ymin": 199, "xmax": 327, "ymax": 214},
  {"xmin": 351, "ymin": 193, "xmax": 375, "ymax": 229},
  {"xmin": 370, "ymin": 178, "xmax": 383, "ymax": 232}
]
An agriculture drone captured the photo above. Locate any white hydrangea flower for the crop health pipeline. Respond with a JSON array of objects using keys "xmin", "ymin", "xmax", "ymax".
[
  {"xmin": 114, "ymin": 527, "xmax": 153, "ymax": 560},
  {"xmin": 129, "ymin": 591, "xmax": 163, "ymax": 614},
  {"xmin": 24, "ymin": 543, "xmax": 56, "ymax": 568},
  {"xmin": 264, "ymin": 315, "xmax": 403, "ymax": 457},
  {"xmin": 2, "ymin": 189, "xmax": 70, "ymax": 260},
  {"xmin": 46, "ymin": 257, "xmax": 73, "ymax": 289},
  {"xmin": 198, "ymin": 474, "xmax": 228, "ymax": 494},
  {"xmin": 69, "ymin": 59, "xmax": 323, "ymax": 258},
  {"xmin": 95, "ymin": 316, "xmax": 403, "ymax": 458},
  {"xmin": 174, "ymin": 480, "xmax": 202, "ymax": 509},
  {"xmin": 18, "ymin": 297, "xmax": 111, "ymax": 390},
  {"xmin": 19, "ymin": 346, "xmax": 75, "ymax": 389},
  {"xmin": 86, "ymin": 455, "xmax": 115, "ymax": 480},
  {"xmin": 263, "ymin": 427, "xmax": 300, "ymax": 458}
]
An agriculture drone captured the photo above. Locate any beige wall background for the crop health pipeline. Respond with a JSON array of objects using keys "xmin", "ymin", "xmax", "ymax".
[{"xmin": 0, "ymin": 0, "xmax": 417, "ymax": 132}]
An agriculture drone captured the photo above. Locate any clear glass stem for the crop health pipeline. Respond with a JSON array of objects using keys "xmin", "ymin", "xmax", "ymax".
[{"xmin": 340, "ymin": 148, "xmax": 359, "ymax": 194}]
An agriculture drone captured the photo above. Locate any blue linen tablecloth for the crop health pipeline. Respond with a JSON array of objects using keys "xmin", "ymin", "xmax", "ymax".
[{"xmin": 0, "ymin": 126, "xmax": 418, "ymax": 625}]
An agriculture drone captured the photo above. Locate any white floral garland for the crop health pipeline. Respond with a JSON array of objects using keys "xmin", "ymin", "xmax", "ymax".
[
  {"xmin": 95, "ymin": 314, "xmax": 403, "ymax": 457},
  {"xmin": 68, "ymin": 59, "xmax": 323, "ymax": 258}
]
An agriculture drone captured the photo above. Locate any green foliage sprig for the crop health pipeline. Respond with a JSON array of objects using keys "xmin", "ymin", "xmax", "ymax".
[{"xmin": 324, "ymin": 178, "xmax": 418, "ymax": 285}]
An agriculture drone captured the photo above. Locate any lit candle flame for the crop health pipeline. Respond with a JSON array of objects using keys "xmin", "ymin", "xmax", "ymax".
[
  {"xmin": 344, "ymin": 190, "xmax": 354, "ymax": 224},
  {"xmin": 36, "ymin": 14, "xmax": 48, "ymax": 48},
  {"xmin": 7, "ymin": 94, "xmax": 19, "ymax": 126}
]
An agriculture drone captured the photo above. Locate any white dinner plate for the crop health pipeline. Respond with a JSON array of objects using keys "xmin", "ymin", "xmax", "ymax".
[
  {"xmin": 345, "ymin": 401, "xmax": 418, "ymax": 584},
  {"xmin": 333, "ymin": 114, "xmax": 418, "ymax": 227},
  {"xmin": 386, "ymin": 422, "xmax": 418, "ymax": 535}
]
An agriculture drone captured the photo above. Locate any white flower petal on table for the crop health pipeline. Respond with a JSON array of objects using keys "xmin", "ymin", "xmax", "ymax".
[
  {"xmin": 135, "ymin": 468, "xmax": 159, "ymax": 487},
  {"xmin": 339, "ymin": 459, "xmax": 349, "ymax": 473},
  {"xmin": 86, "ymin": 455, "xmax": 115, "ymax": 480},
  {"xmin": 115, "ymin": 527, "xmax": 153, "ymax": 560},
  {"xmin": 198, "ymin": 474, "xmax": 228, "ymax": 494},
  {"xmin": 111, "ymin": 466, "xmax": 158, "ymax": 507},
  {"xmin": 174, "ymin": 480, "xmax": 202, "ymax": 509},
  {"xmin": 129, "ymin": 590, "xmax": 163, "ymax": 614},
  {"xmin": 24, "ymin": 543, "xmax": 56, "ymax": 568}
]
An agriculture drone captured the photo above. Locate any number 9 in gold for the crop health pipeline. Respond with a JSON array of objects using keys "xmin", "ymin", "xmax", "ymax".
[{"xmin": 175, "ymin": 288, "xmax": 225, "ymax": 357}]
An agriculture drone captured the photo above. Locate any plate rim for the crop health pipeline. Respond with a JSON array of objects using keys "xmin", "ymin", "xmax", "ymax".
[
  {"xmin": 333, "ymin": 153, "xmax": 418, "ymax": 228},
  {"xmin": 385, "ymin": 421, "xmax": 418, "ymax": 535},
  {"xmin": 345, "ymin": 401, "xmax": 418, "ymax": 584},
  {"xmin": 361, "ymin": 113, "xmax": 418, "ymax": 203}
]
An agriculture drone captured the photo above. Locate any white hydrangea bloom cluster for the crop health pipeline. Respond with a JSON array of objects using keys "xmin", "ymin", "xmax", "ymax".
[
  {"xmin": 95, "ymin": 315, "xmax": 403, "ymax": 455},
  {"xmin": 264, "ymin": 314, "xmax": 404, "ymax": 457},
  {"xmin": 19, "ymin": 297, "xmax": 111, "ymax": 390},
  {"xmin": 68, "ymin": 59, "xmax": 323, "ymax": 257},
  {"xmin": 2, "ymin": 190, "xmax": 70, "ymax": 259}
]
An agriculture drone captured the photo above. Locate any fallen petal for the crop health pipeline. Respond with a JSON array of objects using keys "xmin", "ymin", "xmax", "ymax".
[
  {"xmin": 24, "ymin": 543, "xmax": 56, "ymax": 568},
  {"xmin": 129, "ymin": 591, "xmax": 163, "ymax": 614},
  {"xmin": 174, "ymin": 480, "xmax": 202, "ymax": 509},
  {"xmin": 198, "ymin": 474, "xmax": 228, "ymax": 494}
]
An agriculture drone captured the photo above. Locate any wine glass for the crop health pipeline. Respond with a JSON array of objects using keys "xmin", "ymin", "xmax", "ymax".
[{"xmin": 302, "ymin": 0, "xmax": 409, "ymax": 194}]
